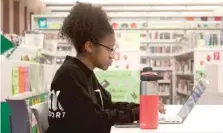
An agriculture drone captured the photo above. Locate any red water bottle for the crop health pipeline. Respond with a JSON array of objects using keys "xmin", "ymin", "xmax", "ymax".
[{"xmin": 140, "ymin": 67, "xmax": 163, "ymax": 129}]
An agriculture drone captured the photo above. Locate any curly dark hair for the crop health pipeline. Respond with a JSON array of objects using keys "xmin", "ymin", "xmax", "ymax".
[{"xmin": 60, "ymin": 2, "xmax": 114, "ymax": 53}]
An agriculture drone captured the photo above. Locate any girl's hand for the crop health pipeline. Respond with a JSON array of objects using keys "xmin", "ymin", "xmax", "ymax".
[{"xmin": 159, "ymin": 101, "xmax": 166, "ymax": 114}]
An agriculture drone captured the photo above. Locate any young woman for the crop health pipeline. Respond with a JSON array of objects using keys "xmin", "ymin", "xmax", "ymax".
[{"xmin": 46, "ymin": 2, "xmax": 165, "ymax": 133}]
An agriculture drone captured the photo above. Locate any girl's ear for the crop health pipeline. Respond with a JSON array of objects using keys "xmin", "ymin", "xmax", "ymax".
[{"xmin": 84, "ymin": 41, "xmax": 94, "ymax": 54}]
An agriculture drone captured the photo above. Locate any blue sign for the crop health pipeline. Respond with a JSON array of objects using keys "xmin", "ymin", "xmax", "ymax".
[{"xmin": 37, "ymin": 18, "xmax": 48, "ymax": 29}]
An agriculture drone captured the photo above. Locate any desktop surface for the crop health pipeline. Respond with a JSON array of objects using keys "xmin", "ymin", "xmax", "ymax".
[{"xmin": 111, "ymin": 105, "xmax": 223, "ymax": 133}]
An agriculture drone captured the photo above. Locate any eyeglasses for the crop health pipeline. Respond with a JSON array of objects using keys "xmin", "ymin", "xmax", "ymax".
[{"xmin": 97, "ymin": 43, "xmax": 116, "ymax": 52}]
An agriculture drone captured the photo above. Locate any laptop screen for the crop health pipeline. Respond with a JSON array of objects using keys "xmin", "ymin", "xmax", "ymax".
[{"xmin": 177, "ymin": 80, "xmax": 207, "ymax": 119}]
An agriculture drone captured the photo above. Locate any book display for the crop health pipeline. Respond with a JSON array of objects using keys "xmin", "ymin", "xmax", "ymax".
[{"xmin": 0, "ymin": 35, "xmax": 58, "ymax": 133}]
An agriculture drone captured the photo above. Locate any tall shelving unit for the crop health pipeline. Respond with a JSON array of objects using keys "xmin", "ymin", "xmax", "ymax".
[
  {"xmin": 141, "ymin": 31, "xmax": 178, "ymax": 104},
  {"xmin": 173, "ymin": 50, "xmax": 195, "ymax": 104}
]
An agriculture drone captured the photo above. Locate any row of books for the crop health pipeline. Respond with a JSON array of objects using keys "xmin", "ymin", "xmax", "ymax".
[
  {"xmin": 149, "ymin": 46, "xmax": 172, "ymax": 53},
  {"xmin": 11, "ymin": 63, "xmax": 46, "ymax": 95},
  {"xmin": 149, "ymin": 59, "xmax": 172, "ymax": 67},
  {"xmin": 160, "ymin": 97, "xmax": 171, "ymax": 105},
  {"xmin": 44, "ymin": 32, "xmax": 64, "ymax": 40},
  {"xmin": 157, "ymin": 71, "xmax": 172, "ymax": 80},
  {"xmin": 176, "ymin": 79, "xmax": 194, "ymax": 95},
  {"xmin": 187, "ymin": 31, "xmax": 223, "ymax": 48},
  {"xmin": 115, "ymin": 31, "xmax": 180, "ymax": 40},
  {"xmin": 176, "ymin": 96, "xmax": 187, "ymax": 105},
  {"xmin": 158, "ymin": 84, "xmax": 171, "ymax": 94},
  {"xmin": 175, "ymin": 60, "xmax": 194, "ymax": 74}
]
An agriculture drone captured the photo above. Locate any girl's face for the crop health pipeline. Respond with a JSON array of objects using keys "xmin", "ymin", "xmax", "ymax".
[{"xmin": 91, "ymin": 34, "xmax": 116, "ymax": 70}]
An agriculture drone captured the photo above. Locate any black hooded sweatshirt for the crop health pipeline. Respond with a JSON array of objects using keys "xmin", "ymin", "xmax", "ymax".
[{"xmin": 46, "ymin": 56, "xmax": 139, "ymax": 133}]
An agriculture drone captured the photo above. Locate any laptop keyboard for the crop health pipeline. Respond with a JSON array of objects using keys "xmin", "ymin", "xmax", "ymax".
[
  {"xmin": 166, "ymin": 116, "xmax": 181, "ymax": 121},
  {"xmin": 159, "ymin": 115, "xmax": 182, "ymax": 123}
]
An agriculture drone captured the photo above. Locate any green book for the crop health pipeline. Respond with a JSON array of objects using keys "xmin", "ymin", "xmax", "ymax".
[{"xmin": 0, "ymin": 34, "xmax": 15, "ymax": 55}]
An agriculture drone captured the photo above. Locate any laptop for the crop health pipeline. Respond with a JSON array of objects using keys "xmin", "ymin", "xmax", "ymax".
[
  {"xmin": 115, "ymin": 79, "xmax": 210, "ymax": 127},
  {"xmin": 159, "ymin": 79, "xmax": 210, "ymax": 124}
]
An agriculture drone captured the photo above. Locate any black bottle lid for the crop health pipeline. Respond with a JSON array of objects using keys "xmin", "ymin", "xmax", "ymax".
[
  {"xmin": 140, "ymin": 67, "xmax": 163, "ymax": 81},
  {"xmin": 142, "ymin": 67, "xmax": 153, "ymax": 72}
]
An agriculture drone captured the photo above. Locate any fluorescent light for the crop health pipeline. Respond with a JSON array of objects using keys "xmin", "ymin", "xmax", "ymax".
[
  {"xmin": 51, "ymin": 11, "xmax": 211, "ymax": 17},
  {"xmin": 48, "ymin": 6, "xmax": 219, "ymax": 13},
  {"xmin": 150, "ymin": 6, "xmax": 220, "ymax": 10},
  {"xmin": 48, "ymin": 6, "xmax": 219, "ymax": 10},
  {"xmin": 51, "ymin": 12, "xmax": 69, "ymax": 15},
  {"xmin": 48, "ymin": 6, "xmax": 72, "ymax": 10},
  {"xmin": 107, "ymin": 12, "xmax": 210, "ymax": 16}
]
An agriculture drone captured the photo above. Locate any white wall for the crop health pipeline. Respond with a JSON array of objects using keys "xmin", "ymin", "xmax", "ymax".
[{"xmin": 194, "ymin": 49, "xmax": 223, "ymax": 93}]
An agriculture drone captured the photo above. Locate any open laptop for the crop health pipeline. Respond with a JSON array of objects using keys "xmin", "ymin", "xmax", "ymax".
[
  {"xmin": 115, "ymin": 79, "xmax": 210, "ymax": 127},
  {"xmin": 159, "ymin": 79, "xmax": 209, "ymax": 124}
]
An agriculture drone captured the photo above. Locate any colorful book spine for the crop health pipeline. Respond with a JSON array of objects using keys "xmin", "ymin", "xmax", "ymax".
[
  {"xmin": 24, "ymin": 67, "xmax": 30, "ymax": 92},
  {"xmin": 19, "ymin": 66, "xmax": 25, "ymax": 93},
  {"xmin": 12, "ymin": 66, "xmax": 19, "ymax": 95}
]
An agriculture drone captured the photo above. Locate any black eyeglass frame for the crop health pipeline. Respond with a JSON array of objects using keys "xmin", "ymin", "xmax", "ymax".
[{"xmin": 96, "ymin": 43, "xmax": 116, "ymax": 52}]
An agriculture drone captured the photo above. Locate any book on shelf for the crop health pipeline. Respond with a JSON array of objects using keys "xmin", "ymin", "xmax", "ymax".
[
  {"xmin": 160, "ymin": 97, "xmax": 171, "ymax": 105},
  {"xmin": 175, "ymin": 60, "xmax": 194, "ymax": 74},
  {"xmin": 158, "ymin": 84, "xmax": 170, "ymax": 95},
  {"xmin": 176, "ymin": 96, "xmax": 188, "ymax": 105},
  {"xmin": 148, "ymin": 59, "xmax": 172, "ymax": 68},
  {"xmin": 176, "ymin": 79, "xmax": 193, "ymax": 96}
]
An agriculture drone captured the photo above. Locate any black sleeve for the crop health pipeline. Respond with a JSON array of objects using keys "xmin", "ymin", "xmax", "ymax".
[
  {"xmin": 57, "ymin": 67, "xmax": 139, "ymax": 129},
  {"xmin": 101, "ymin": 88, "xmax": 139, "ymax": 110},
  {"xmin": 98, "ymin": 84, "xmax": 139, "ymax": 122},
  {"xmin": 111, "ymin": 102, "xmax": 139, "ymax": 111}
]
